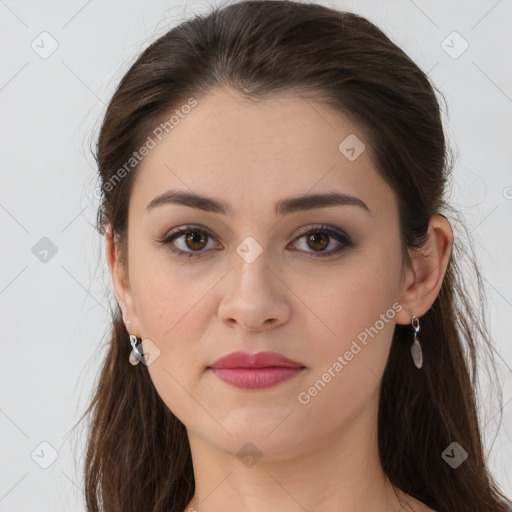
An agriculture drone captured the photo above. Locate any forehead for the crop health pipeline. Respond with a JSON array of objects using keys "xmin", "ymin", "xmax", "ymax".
[{"xmin": 130, "ymin": 87, "xmax": 397, "ymax": 222}]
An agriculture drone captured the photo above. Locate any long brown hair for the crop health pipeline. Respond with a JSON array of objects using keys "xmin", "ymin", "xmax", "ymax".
[{"xmin": 81, "ymin": 1, "xmax": 510, "ymax": 510}]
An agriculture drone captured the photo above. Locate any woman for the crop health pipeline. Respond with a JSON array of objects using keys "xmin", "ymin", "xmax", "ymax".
[{"xmin": 83, "ymin": 1, "xmax": 511, "ymax": 511}]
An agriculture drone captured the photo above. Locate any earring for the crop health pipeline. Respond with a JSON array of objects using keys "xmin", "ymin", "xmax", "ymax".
[
  {"xmin": 129, "ymin": 334, "xmax": 143, "ymax": 365},
  {"xmin": 410, "ymin": 316, "xmax": 423, "ymax": 369}
]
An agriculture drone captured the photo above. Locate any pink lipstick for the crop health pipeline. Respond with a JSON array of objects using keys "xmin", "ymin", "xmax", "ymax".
[{"xmin": 208, "ymin": 350, "xmax": 306, "ymax": 389}]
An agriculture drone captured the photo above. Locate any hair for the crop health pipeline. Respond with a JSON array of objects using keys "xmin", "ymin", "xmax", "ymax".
[{"xmin": 80, "ymin": 1, "xmax": 510, "ymax": 511}]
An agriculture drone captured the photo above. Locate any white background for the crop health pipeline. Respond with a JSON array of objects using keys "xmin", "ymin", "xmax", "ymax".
[{"xmin": 0, "ymin": 0, "xmax": 511, "ymax": 510}]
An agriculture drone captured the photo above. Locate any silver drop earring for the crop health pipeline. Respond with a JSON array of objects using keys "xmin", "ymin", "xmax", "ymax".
[
  {"xmin": 129, "ymin": 334, "xmax": 143, "ymax": 365},
  {"xmin": 410, "ymin": 315, "xmax": 423, "ymax": 369}
]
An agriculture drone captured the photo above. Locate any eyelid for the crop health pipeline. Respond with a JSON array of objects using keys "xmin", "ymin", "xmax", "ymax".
[
  {"xmin": 292, "ymin": 224, "xmax": 345, "ymax": 239},
  {"xmin": 157, "ymin": 225, "xmax": 220, "ymax": 256},
  {"xmin": 287, "ymin": 224, "xmax": 352, "ymax": 256}
]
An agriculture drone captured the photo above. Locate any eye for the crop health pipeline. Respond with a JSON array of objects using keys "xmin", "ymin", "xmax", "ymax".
[
  {"xmin": 157, "ymin": 225, "xmax": 220, "ymax": 259},
  {"xmin": 289, "ymin": 224, "xmax": 353, "ymax": 258},
  {"xmin": 156, "ymin": 224, "xmax": 353, "ymax": 259}
]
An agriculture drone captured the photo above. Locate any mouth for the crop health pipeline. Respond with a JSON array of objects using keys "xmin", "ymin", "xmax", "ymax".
[
  {"xmin": 207, "ymin": 350, "xmax": 306, "ymax": 390},
  {"xmin": 207, "ymin": 366, "xmax": 306, "ymax": 389}
]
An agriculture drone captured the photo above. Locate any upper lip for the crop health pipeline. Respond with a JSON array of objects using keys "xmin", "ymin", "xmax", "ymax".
[{"xmin": 208, "ymin": 350, "xmax": 305, "ymax": 369}]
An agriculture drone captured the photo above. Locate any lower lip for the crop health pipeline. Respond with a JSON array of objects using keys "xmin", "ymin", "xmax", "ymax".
[{"xmin": 209, "ymin": 367, "xmax": 305, "ymax": 389}]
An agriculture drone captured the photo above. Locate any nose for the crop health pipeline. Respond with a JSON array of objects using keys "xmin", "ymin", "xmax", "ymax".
[{"xmin": 218, "ymin": 256, "xmax": 291, "ymax": 332}]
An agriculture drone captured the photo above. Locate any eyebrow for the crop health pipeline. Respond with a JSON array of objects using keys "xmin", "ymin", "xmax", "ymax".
[{"xmin": 145, "ymin": 189, "xmax": 370, "ymax": 216}]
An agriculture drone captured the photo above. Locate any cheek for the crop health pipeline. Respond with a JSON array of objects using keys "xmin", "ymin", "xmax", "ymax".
[
  {"xmin": 302, "ymin": 247, "xmax": 402, "ymax": 376},
  {"xmin": 131, "ymin": 275, "xmax": 214, "ymax": 426},
  {"xmin": 129, "ymin": 242, "xmax": 212, "ymax": 337},
  {"xmin": 293, "ymin": 272, "xmax": 399, "ymax": 432},
  {"xmin": 128, "ymin": 249, "xmax": 220, "ymax": 414}
]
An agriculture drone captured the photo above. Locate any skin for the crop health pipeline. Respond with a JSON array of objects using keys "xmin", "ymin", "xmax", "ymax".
[{"xmin": 106, "ymin": 86, "xmax": 452, "ymax": 512}]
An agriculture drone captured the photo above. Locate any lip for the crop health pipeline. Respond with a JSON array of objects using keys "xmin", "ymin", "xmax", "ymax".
[
  {"xmin": 208, "ymin": 351, "xmax": 306, "ymax": 390},
  {"xmin": 209, "ymin": 350, "xmax": 304, "ymax": 369}
]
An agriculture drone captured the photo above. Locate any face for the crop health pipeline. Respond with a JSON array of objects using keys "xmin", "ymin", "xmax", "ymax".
[{"xmin": 114, "ymin": 86, "xmax": 411, "ymax": 460}]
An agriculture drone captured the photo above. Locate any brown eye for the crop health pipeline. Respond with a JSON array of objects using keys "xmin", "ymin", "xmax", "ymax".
[
  {"xmin": 157, "ymin": 225, "xmax": 220, "ymax": 259},
  {"xmin": 305, "ymin": 232, "xmax": 330, "ymax": 252},
  {"xmin": 290, "ymin": 225, "xmax": 353, "ymax": 258},
  {"xmin": 183, "ymin": 231, "xmax": 208, "ymax": 251}
]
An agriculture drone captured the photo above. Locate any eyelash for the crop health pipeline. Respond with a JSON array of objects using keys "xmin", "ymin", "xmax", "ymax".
[{"xmin": 156, "ymin": 224, "xmax": 353, "ymax": 259}]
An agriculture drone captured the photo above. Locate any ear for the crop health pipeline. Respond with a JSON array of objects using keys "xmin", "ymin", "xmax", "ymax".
[
  {"xmin": 395, "ymin": 214, "xmax": 453, "ymax": 326},
  {"xmin": 105, "ymin": 224, "xmax": 142, "ymax": 337}
]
